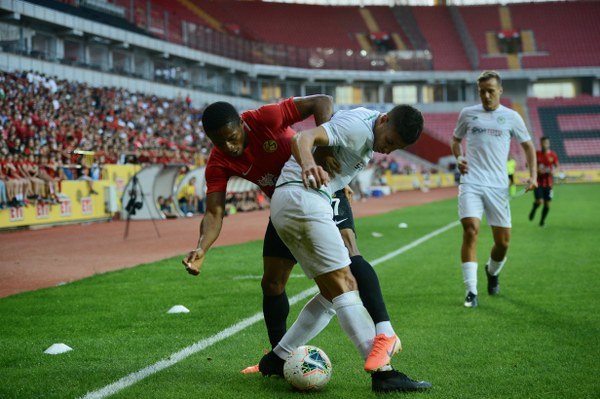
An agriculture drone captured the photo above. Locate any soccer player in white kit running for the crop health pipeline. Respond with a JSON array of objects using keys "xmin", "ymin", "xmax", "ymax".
[
  {"xmin": 266, "ymin": 105, "xmax": 432, "ymax": 392},
  {"xmin": 451, "ymin": 71, "xmax": 537, "ymax": 308}
]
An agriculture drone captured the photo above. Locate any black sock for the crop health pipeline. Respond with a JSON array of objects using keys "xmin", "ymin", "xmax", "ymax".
[
  {"xmin": 529, "ymin": 203, "xmax": 540, "ymax": 221},
  {"xmin": 349, "ymin": 255, "xmax": 390, "ymax": 324},
  {"xmin": 263, "ymin": 291, "xmax": 289, "ymax": 349},
  {"xmin": 540, "ymin": 205, "xmax": 549, "ymax": 226}
]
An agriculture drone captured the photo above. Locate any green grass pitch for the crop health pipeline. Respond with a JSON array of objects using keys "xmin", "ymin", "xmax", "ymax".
[{"xmin": 1, "ymin": 183, "xmax": 598, "ymax": 399}]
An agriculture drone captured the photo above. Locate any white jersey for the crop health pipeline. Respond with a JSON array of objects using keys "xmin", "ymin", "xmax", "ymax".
[
  {"xmin": 276, "ymin": 108, "xmax": 377, "ymax": 196},
  {"xmin": 454, "ymin": 104, "xmax": 530, "ymax": 188}
]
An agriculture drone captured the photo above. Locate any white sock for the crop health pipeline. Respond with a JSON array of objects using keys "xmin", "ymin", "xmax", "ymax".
[
  {"xmin": 487, "ymin": 257, "xmax": 507, "ymax": 276},
  {"xmin": 332, "ymin": 291, "xmax": 375, "ymax": 360},
  {"xmin": 462, "ymin": 262, "xmax": 478, "ymax": 295},
  {"xmin": 375, "ymin": 321, "xmax": 395, "ymax": 337},
  {"xmin": 274, "ymin": 293, "xmax": 336, "ymax": 360}
]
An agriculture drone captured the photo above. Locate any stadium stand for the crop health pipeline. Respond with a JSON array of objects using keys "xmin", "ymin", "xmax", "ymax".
[
  {"xmin": 51, "ymin": 1, "xmax": 597, "ymax": 72},
  {"xmin": 527, "ymin": 96, "xmax": 600, "ymax": 169},
  {"xmin": 411, "ymin": 6, "xmax": 471, "ymax": 71},
  {"xmin": 511, "ymin": 2, "xmax": 600, "ymax": 69}
]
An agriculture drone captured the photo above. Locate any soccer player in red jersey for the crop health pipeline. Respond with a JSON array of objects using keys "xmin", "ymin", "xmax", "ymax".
[
  {"xmin": 183, "ymin": 98, "xmax": 408, "ymax": 390},
  {"xmin": 529, "ymin": 136, "xmax": 559, "ymax": 226},
  {"xmin": 181, "ymin": 98, "xmax": 332, "ymax": 349}
]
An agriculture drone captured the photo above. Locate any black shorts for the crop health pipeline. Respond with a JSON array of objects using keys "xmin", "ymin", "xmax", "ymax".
[
  {"xmin": 262, "ymin": 189, "xmax": 356, "ymax": 260},
  {"xmin": 332, "ymin": 189, "xmax": 356, "ymax": 232},
  {"xmin": 534, "ymin": 186, "xmax": 553, "ymax": 201},
  {"xmin": 263, "ymin": 218, "xmax": 296, "ymax": 261}
]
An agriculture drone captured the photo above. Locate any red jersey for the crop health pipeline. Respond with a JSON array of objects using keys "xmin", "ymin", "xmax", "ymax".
[
  {"xmin": 536, "ymin": 150, "xmax": 559, "ymax": 188},
  {"xmin": 205, "ymin": 98, "xmax": 300, "ymax": 198}
]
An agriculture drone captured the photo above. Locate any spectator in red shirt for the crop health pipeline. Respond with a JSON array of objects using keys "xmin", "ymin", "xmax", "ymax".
[{"xmin": 529, "ymin": 136, "xmax": 560, "ymax": 227}]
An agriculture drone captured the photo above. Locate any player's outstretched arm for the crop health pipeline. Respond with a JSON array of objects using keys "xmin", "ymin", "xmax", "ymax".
[
  {"xmin": 521, "ymin": 140, "xmax": 538, "ymax": 192},
  {"xmin": 182, "ymin": 191, "xmax": 226, "ymax": 276},
  {"xmin": 293, "ymin": 95, "xmax": 334, "ymax": 126}
]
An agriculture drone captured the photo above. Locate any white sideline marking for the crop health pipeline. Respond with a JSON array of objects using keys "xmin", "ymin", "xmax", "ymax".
[{"xmin": 79, "ymin": 220, "xmax": 459, "ymax": 399}]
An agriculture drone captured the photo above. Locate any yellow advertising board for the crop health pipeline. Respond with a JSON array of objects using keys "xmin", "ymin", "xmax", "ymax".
[
  {"xmin": 515, "ymin": 170, "xmax": 600, "ymax": 185},
  {"xmin": 0, "ymin": 180, "xmax": 114, "ymax": 230},
  {"xmin": 0, "ymin": 165, "xmax": 140, "ymax": 230},
  {"xmin": 102, "ymin": 164, "xmax": 142, "ymax": 208},
  {"xmin": 386, "ymin": 172, "xmax": 457, "ymax": 192}
]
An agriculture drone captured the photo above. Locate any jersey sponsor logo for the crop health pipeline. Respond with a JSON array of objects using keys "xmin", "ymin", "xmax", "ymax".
[
  {"xmin": 471, "ymin": 126, "xmax": 503, "ymax": 136},
  {"xmin": 263, "ymin": 140, "xmax": 278, "ymax": 153},
  {"xmin": 335, "ymin": 218, "xmax": 348, "ymax": 225},
  {"xmin": 242, "ymin": 164, "xmax": 253, "ymax": 176},
  {"xmin": 354, "ymin": 162, "xmax": 365, "ymax": 171},
  {"xmin": 257, "ymin": 173, "xmax": 277, "ymax": 187}
]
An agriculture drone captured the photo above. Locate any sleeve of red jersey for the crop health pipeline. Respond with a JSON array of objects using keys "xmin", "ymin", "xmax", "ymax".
[
  {"xmin": 204, "ymin": 162, "xmax": 230, "ymax": 195},
  {"xmin": 242, "ymin": 97, "xmax": 301, "ymax": 131}
]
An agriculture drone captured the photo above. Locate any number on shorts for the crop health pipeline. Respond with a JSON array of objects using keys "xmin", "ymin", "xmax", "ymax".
[{"xmin": 331, "ymin": 198, "xmax": 340, "ymax": 216}]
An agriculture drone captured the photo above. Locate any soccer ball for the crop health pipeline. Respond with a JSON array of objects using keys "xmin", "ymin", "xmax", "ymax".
[{"xmin": 283, "ymin": 345, "xmax": 332, "ymax": 391}]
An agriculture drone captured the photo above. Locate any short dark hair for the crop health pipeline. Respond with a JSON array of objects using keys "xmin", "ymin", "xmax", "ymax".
[
  {"xmin": 387, "ymin": 104, "xmax": 424, "ymax": 145},
  {"xmin": 201, "ymin": 102, "xmax": 240, "ymax": 134},
  {"xmin": 477, "ymin": 70, "xmax": 502, "ymax": 86}
]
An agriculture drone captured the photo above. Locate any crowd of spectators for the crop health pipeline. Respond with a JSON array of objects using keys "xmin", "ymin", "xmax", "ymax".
[
  {"xmin": 0, "ymin": 69, "xmax": 212, "ymax": 210},
  {"xmin": 1, "ymin": 68, "xmax": 435, "ymax": 215}
]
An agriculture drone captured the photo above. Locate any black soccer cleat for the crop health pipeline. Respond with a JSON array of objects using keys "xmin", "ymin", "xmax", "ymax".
[
  {"xmin": 485, "ymin": 265, "xmax": 500, "ymax": 295},
  {"xmin": 371, "ymin": 369, "xmax": 432, "ymax": 392},
  {"xmin": 258, "ymin": 351, "xmax": 285, "ymax": 377},
  {"xmin": 464, "ymin": 291, "xmax": 478, "ymax": 308}
]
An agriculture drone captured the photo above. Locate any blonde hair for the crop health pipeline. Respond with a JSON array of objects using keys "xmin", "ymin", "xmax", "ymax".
[{"xmin": 477, "ymin": 70, "xmax": 502, "ymax": 86}]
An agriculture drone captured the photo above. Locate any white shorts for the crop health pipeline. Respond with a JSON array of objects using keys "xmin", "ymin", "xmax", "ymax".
[
  {"xmin": 270, "ymin": 185, "xmax": 351, "ymax": 279},
  {"xmin": 458, "ymin": 184, "xmax": 511, "ymax": 228}
]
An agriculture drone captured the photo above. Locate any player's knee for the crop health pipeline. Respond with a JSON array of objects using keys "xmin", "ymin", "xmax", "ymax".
[
  {"xmin": 261, "ymin": 277, "xmax": 286, "ymax": 296},
  {"xmin": 463, "ymin": 225, "xmax": 479, "ymax": 242},
  {"xmin": 496, "ymin": 236, "xmax": 510, "ymax": 252}
]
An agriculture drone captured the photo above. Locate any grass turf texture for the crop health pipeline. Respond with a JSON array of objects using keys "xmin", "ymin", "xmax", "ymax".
[{"xmin": 1, "ymin": 183, "xmax": 598, "ymax": 399}]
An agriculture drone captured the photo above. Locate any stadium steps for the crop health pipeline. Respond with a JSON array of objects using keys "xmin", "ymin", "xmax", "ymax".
[
  {"xmin": 486, "ymin": 31, "xmax": 501, "ymax": 55},
  {"xmin": 448, "ymin": 5, "xmax": 479, "ymax": 70},
  {"xmin": 521, "ymin": 30, "xmax": 537, "ymax": 53},
  {"xmin": 391, "ymin": 33, "xmax": 408, "ymax": 51},
  {"xmin": 391, "ymin": 6, "xmax": 428, "ymax": 50},
  {"xmin": 412, "ymin": 6, "xmax": 471, "ymax": 70},
  {"xmin": 177, "ymin": 0, "xmax": 224, "ymax": 32},
  {"xmin": 499, "ymin": 5, "xmax": 513, "ymax": 30},
  {"xmin": 356, "ymin": 33, "xmax": 373, "ymax": 53},
  {"xmin": 507, "ymin": 53, "xmax": 521, "ymax": 69},
  {"xmin": 359, "ymin": 8, "xmax": 380, "ymax": 33}
]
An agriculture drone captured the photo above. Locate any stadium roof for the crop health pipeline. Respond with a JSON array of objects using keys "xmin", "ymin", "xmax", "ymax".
[{"xmin": 262, "ymin": 0, "xmax": 569, "ymax": 5}]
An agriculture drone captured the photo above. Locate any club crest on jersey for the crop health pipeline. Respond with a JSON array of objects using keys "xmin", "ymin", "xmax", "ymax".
[{"xmin": 263, "ymin": 140, "xmax": 278, "ymax": 153}]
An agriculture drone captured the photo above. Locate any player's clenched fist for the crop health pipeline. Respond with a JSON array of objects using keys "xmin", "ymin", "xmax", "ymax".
[{"xmin": 182, "ymin": 248, "xmax": 205, "ymax": 276}]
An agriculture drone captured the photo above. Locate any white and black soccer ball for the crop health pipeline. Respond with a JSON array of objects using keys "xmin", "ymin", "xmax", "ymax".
[{"xmin": 283, "ymin": 345, "xmax": 332, "ymax": 391}]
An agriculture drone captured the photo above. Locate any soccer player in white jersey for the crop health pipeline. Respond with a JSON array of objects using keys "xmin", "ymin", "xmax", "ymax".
[
  {"xmin": 260, "ymin": 105, "xmax": 432, "ymax": 392},
  {"xmin": 451, "ymin": 71, "xmax": 537, "ymax": 308}
]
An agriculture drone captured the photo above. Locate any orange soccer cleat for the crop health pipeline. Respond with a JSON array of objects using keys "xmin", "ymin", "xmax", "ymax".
[{"xmin": 364, "ymin": 334, "xmax": 402, "ymax": 373}]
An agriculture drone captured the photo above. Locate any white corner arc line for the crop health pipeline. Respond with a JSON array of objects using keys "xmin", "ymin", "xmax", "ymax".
[{"xmin": 79, "ymin": 220, "xmax": 459, "ymax": 399}]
